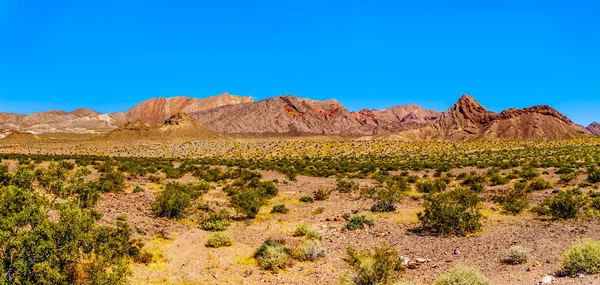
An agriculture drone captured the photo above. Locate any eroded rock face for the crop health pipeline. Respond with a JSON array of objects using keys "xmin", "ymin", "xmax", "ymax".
[
  {"xmin": 587, "ymin": 122, "xmax": 600, "ymax": 136},
  {"xmin": 111, "ymin": 92, "xmax": 254, "ymax": 125},
  {"xmin": 395, "ymin": 94, "xmax": 590, "ymax": 141},
  {"xmin": 0, "ymin": 93, "xmax": 253, "ymax": 133},
  {"xmin": 105, "ymin": 113, "xmax": 219, "ymax": 140}
]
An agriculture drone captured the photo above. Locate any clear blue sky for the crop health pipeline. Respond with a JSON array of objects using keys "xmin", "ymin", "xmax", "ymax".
[{"xmin": 1, "ymin": 0, "xmax": 598, "ymax": 125}]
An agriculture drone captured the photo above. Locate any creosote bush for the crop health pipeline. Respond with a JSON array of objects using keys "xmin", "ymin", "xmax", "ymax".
[
  {"xmin": 254, "ymin": 238, "xmax": 291, "ymax": 272},
  {"xmin": 492, "ymin": 187, "xmax": 529, "ymax": 214},
  {"xmin": 271, "ymin": 204, "xmax": 290, "ymax": 214},
  {"xmin": 152, "ymin": 182, "xmax": 202, "ymax": 219},
  {"xmin": 299, "ymin": 195, "xmax": 314, "ymax": 203},
  {"xmin": 433, "ymin": 266, "xmax": 490, "ymax": 285},
  {"xmin": 563, "ymin": 239, "xmax": 600, "ymax": 274},
  {"xmin": 533, "ymin": 189, "xmax": 586, "ymax": 219},
  {"xmin": 200, "ymin": 209, "xmax": 231, "ymax": 231},
  {"xmin": 206, "ymin": 232, "xmax": 233, "ymax": 248},
  {"xmin": 336, "ymin": 178, "xmax": 359, "ymax": 193},
  {"xmin": 313, "ymin": 187, "xmax": 331, "ymax": 201},
  {"xmin": 343, "ymin": 242, "xmax": 405, "ymax": 285},
  {"xmin": 417, "ymin": 188, "xmax": 482, "ymax": 236},
  {"xmin": 344, "ymin": 214, "xmax": 375, "ymax": 231},
  {"xmin": 293, "ymin": 224, "xmax": 308, "ymax": 237}
]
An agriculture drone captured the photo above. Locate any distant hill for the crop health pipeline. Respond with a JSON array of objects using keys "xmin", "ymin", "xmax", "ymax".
[
  {"xmin": 588, "ymin": 122, "xmax": 600, "ymax": 136},
  {"xmin": 104, "ymin": 113, "xmax": 220, "ymax": 140},
  {"xmin": 387, "ymin": 95, "xmax": 590, "ymax": 141},
  {"xmin": 0, "ymin": 92, "xmax": 595, "ymax": 141}
]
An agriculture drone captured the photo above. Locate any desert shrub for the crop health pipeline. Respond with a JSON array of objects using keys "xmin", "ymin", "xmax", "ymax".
[
  {"xmin": 493, "ymin": 188, "xmax": 529, "ymax": 214},
  {"xmin": 200, "ymin": 209, "xmax": 231, "ymax": 231},
  {"xmin": 533, "ymin": 189, "xmax": 586, "ymax": 219},
  {"xmin": 371, "ymin": 185, "xmax": 404, "ymax": 212},
  {"xmin": 489, "ymin": 174, "xmax": 509, "ymax": 185},
  {"xmin": 433, "ymin": 266, "xmax": 490, "ymax": 285},
  {"xmin": 343, "ymin": 242, "xmax": 405, "ymax": 285},
  {"xmin": 148, "ymin": 175, "xmax": 162, "ymax": 184},
  {"xmin": 504, "ymin": 245, "xmax": 530, "ymax": 264},
  {"xmin": 206, "ymin": 232, "xmax": 233, "ymax": 248},
  {"xmin": 417, "ymin": 188, "xmax": 483, "ymax": 236},
  {"xmin": 306, "ymin": 230, "xmax": 322, "ymax": 241},
  {"xmin": 588, "ymin": 168, "xmax": 600, "ymax": 183},
  {"xmin": 416, "ymin": 179, "xmax": 447, "ymax": 193},
  {"xmin": 133, "ymin": 186, "xmax": 144, "ymax": 193},
  {"xmin": 271, "ymin": 204, "xmax": 290, "ymax": 214},
  {"xmin": 313, "ymin": 188, "xmax": 331, "ymax": 201},
  {"xmin": 96, "ymin": 170, "xmax": 125, "ymax": 192},
  {"xmin": 284, "ymin": 168, "xmax": 298, "ymax": 181},
  {"xmin": 563, "ymin": 240, "xmax": 600, "ymax": 274},
  {"xmin": 313, "ymin": 207, "xmax": 325, "ymax": 214},
  {"xmin": 299, "ymin": 196, "xmax": 314, "ymax": 203},
  {"xmin": 344, "ymin": 214, "xmax": 375, "ymax": 231},
  {"xmin": 337, "ymin": 178, "xmax": 360, "ymax": 193},
  {"xmin": 152, "ymin": 183, "xmax": 198, "ymax": 219},
  {"xmin": 560, "ymin": 173, "xmax": 577, "ymax": 183},
  {"xmin": 556, "ymin": 167, "xmax": 574, "ymax": 174},
  {"xmin": 292, "ymin": 240, "xmax": 324, "ymax": 262},
  {"xmin": 528, "ymin": 178, "xmax": 552, "ymax": 191},
  {"xmin": 519, "ymin": 165, "xmax": 539, "ymax": 180},
  {"xmin": 293, "ymin": 224, "xmax": 309, "ymax": 237},
  {"xmin": 371, "ymin": 200, "xmax": 396, "ymax": 213},
  {"xmin": 254, "ymin": 238, "xmax": 291, "ymax": 271},
  {"xmin": 0, "ymin": 164, "xmax": 10, "ymax": 186},
  {"xmin": 230, "ymin": 189, "xmax": 262, "ymax": 219}
]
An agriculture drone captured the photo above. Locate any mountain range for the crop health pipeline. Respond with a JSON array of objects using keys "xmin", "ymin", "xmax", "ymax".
[{"xmin": 0, "ymin": 93, "xmax": 597, "ymax": 141}]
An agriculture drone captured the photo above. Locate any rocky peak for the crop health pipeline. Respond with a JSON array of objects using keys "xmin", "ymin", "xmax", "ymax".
[
  {"xmin": 587, "ymin": 122, "xmax": 600, "ymax": 136},
  {"xmin": 498, "ymin": 105, "xmax": 573, "ymax": 124},
  {"xmin": 71, "ymin": 108, "xmax": 100, "ymax": 117}
]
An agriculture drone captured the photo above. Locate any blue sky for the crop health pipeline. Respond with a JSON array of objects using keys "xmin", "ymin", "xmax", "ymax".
[{"xmin": 0, "ymin": 0, "xmax": 598, "ymax": 125}]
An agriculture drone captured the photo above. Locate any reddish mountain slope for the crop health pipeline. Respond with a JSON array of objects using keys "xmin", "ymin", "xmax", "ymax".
[
  {"xmin": 587, "ymin": 122, "xmax": 600, "ymax": 136},
  {"xmin": 394, "ymin": 94, "xmax": 590, "ymax": 141},
  {"xmin": 111, "ymin": 92, "xmax": 253, "ymax": 125},
  {"xmin": 105, "ymin": 113, "xmax": 219, "ymax": 140}
]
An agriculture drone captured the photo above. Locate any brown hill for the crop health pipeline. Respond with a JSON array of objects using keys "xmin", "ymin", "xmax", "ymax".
[
  {"xmin": 105, "ymin": 113, "xmax": 219, "ymax": 140},
  {"xmin": 393, "ymin": 94, "xmax": 590, "ymax": 141},
  {"xmin": 351, "ymin": 104, "xmax": 441, "ymax": 132},
  {"xmin": 111, "ymin": 92, "xmax": 253, "ymax": 126},
  {"xmin": 587, "ymin": 122, "xmax": 600, "ymax": 136},
  {"xmin": 192, "ymin": 96, "xmax": 370, "ymax": 136}
]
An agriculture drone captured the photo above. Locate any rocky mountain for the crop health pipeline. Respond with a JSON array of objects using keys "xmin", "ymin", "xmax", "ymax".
[
  {"xmin": 105, "ymin": 113, "xmax": 219, "ymax": 140},
  {"xmin": 587, "ymin": 122, "xmax": 600, "ymax": 136},
  {"xmin": 391, "ymin": 95, "xmax": 590, "ymax": 141},
  {"xmin": 0, "ymin": 93, "xmax": 252, "ymax": 133},
  {"xmin": 110, "ymin": 92, "xmax": 253, "ymax": 126},
  {"xmin": 192, "ymin": 96, "xmax": 442, "ymax": 136}
]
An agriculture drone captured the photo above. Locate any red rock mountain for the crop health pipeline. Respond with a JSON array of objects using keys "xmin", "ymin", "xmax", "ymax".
[
  {"xmin": 394, "ymin": 94, "xmax": 590, "ymax": 141},
  {"xmin": 0, "ymin": 93, "xmax": 252, "ymax": 133},
  {"xmin": 587, "ymin": 122, "xmax": 600, "ymax": 136},
  {"xmin": 110, "ymin": 92, "xmax": 253, "ymax": 125}
]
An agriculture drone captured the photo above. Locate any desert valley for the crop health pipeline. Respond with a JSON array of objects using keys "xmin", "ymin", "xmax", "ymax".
[{"xmin": 0, "ymin": 93, "xmax": 600, "ymax": 284}]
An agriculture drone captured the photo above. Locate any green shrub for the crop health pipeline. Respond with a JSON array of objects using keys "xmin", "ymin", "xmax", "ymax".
[
  {"xmin": 206, "ymin": 232, "xmax": 233, "ymax": 248},
  {"xmin": 299, "ymin": 196, "xmax": 314, "ymax": 203},
  {"xmin": 152, "ymin": 183, "xmax": 197, "ymax": 219},
  {"xmin": 337, "ymin": 178, "xmax": 359, "ymax": 193},
  {"xmin": 313, "ymin": 188, "xmax": 331, "ymax": 201},
  {"xmin": 133, "ymin": 186, "xmax": 144, "ymax": 193},
  {"xmin": 560, "ymin": 173, "xmax": 577, "ymax": 184},
  {"xmin": 528, "ymin": 178, "xmax": 552, "ymax": 191},
  {"xmin": 588, "ymin": 168, "xmax": 600, "ymax": 183},
  {"xmin": 344, "ymin": 214, "xmax": 375, "ymax": 231},
  {"xmin": 533, "ymin": 189, "xmax": 586, "ymax": 219},
  {"xmin": 292, "ymin": 240, "xmax": 324, "ymax": 261},
  {"xmin": 493, "ymin": 188, "xmax": 529, "ymax": 214},
  {"xmin": 230, "ymin": 190, "xmax": 262, "ymax": 219},
  {"xmin": 416, "ymin": 179, "xmax": 447, "ymax": 193},
  {"xmin": 293, "ymin": 224, "xmax": 308, "ymax": 237},
  {"xmin": 433, "ymin": 266, "xmax": 490, "ymax": 285},
  {"xmin": 504, "ymin": 245, "xmax": 530, "ymax": 265},
  {"xmin": 254, "ymin": 238, "xmax": 291, "ymax": 271},
  {"xmin": 96, "ymin": 170, "xmax": 125, "ymax": 192},
  {"xmin": 306, "ymin": 230, "xmax": 322, "ymax": 241},
  {"xmin": 344, "ymin": 242, "xmax": 405, "ymax": 285},
  {"xmin": 417, "ymin": 188, "xmax": 483, "ymax": 236},
  {"xmin": 271, "ymin": 204, "xmax": 290, "ymax": 214},
  {"xmin": 489, "ymin": 174, "xmax": 509, "ymax": 185},
  {"xmin": 313, "ymin": 207, "xmax": 325, "ymax": 214},
  {"xmin": 563, "ymin": 240, "xmax": 600, "ymax": 274},
  {"xmin": 200, "ymin": 209, "xmax": 231, "ymax": 231}
]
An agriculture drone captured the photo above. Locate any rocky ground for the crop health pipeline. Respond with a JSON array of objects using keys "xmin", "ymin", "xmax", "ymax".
[{"xmin": 92, "ymin": 171, "xmax": 600, "ymax": 285}]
